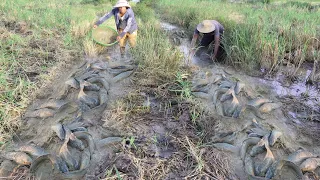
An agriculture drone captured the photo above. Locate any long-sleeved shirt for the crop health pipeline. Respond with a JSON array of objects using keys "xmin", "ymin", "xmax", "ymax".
[{"xmin": 95, "ymin": 8, "xmax": 138, "ymax": 38}]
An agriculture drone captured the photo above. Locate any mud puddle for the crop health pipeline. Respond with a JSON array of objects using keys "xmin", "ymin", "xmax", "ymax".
[{"xmin": 161, "ymin": 21, "xmax": 320, "ymax": 179}]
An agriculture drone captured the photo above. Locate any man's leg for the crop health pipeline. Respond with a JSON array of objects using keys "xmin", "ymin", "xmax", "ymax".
[
  {"xmin": 128, "ymin": 31, "xmax": 137, "ymax": 48},
  {"xmin": 118, "ymin": 30, "xmax": 128, "ymax": 57}
]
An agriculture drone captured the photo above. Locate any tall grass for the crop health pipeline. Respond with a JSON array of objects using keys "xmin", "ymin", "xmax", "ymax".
[
  {"xmin": 131, "ymin": 1, "xmax": 182, "ymax": 85},
  {"xmin": 156, "ymin": 0, "xmax": 320, "ymax": 74}
]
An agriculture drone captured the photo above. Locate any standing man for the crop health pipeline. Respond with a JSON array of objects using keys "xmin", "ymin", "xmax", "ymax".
[
  {"xmin": 93, "ymin": 0, "xmax": 138, "ymax": 57},
  {"xmin": 190, "ymin": 20, "xmax": 225, "ymax": 62}
]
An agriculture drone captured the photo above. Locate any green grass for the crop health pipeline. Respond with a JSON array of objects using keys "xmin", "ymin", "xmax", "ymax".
[
  {"xmin": 130, "ymin": 0, "xmax": 182, "ymax": 85},
  {"xmin": 155, "ymin": 0, "xmax": 320, "ymax": 73}
]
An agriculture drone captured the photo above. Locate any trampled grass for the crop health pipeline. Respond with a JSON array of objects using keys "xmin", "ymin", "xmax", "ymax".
[{"xmin": 156, "ymin": 0, "xmax": 320, "ymax": 74}]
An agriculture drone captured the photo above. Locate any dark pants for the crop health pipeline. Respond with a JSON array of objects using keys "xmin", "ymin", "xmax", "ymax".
[{"xmin": 197, "ymin": 33, "xmax": 226, "ymax": 62}]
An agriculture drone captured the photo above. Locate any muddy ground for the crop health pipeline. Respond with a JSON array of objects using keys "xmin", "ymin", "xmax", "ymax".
[{"xmin": 0, "ymin": 21, "xmax": 320, "ymax": 180}]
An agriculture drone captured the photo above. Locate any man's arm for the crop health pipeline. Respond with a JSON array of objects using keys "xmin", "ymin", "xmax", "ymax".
[
  {"xmin": 212, "ymin": 35, "xmax": 220, "ymax": 60},
  {"xmin": 94, "ymin": 11, "xmax": 113, "ymax": 27},
  {"xmin": 191, "ymin": 33, "xmax": 199, "ymax": 49}
]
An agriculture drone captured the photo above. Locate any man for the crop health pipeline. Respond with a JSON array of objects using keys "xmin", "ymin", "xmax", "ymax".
[
  {"xmin": 93, "ymin": 0, "xmax": 138, "ymax": 57},
  {"xmin": 190, "ymin": 20, "xmax": 225, "ymax": 62}
]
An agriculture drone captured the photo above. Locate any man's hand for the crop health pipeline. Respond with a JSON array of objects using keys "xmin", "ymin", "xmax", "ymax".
[
  {"xmin": 116, "ymin": 36, "xmax": 121, "ymax": 41},
  {"xmin": 211, "ymin": 55, "xmax": 217, "ymax": 62},
  {"xmin": 93, "ymin": 25, "xmax": 98, "ymax": 29},
  {"xmin": 189, "ymin": 49, "xmax": 195, "ymax": 57}
]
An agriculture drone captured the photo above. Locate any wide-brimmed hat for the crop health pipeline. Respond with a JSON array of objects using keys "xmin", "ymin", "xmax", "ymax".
[
  {"xmin": 196, "ymin": 20, "xmax": 215, "ymax": 33},
  {"xmin": 114, "ymin": 0, "xmax": 131, "ymax": 8}
]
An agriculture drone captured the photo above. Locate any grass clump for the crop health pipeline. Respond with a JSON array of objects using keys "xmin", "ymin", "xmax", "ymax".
[{"xmin": 131, "ymin": 1, "xmax": 182, "ymax": 85}]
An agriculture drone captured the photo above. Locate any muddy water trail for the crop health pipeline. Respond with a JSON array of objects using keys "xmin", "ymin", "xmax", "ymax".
[{"xmin": 161, "ymin": 21, "xmax": 320, "ymax": 179}]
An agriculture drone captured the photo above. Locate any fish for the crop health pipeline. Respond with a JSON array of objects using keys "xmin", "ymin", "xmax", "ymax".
[
  {"xmin": 78, "ymin": 101, "xmax": 91, "ymax": 112},
  {"xmin": 265, "ymin": 160, "xmax": 303, "ymax": 179},
  {"xmin": 247, "ymin": 98, "xmax": 272, "ymax": 108},
  {"xmin": 255, "ymin": 145, "xmax": 274, "ymax": 176},
  {"xmin": 78, "ymin": 80, "xmax": 99, "ymax": 108},
  {"xmin": 110, "ymin": 65, "xmax": 135, "ymax": 70},
  {"xmin": 51, "ymin": 123, "xmax": 65, "ymax": 140},
  {"xmin": 240, "ymin": 137, "xmax": 261, "ymax": 160},
  {"xmin": 56, "ymin": 85, "xmax": 70, "ymax": 100},
  {"xmin": 247, "ymin": 128, "xmax": 269, "ymax": 137},
  {"xmin": 193, "ymin": 79, "xmax": 210, "ymax": 87},
  {"xmin": 64, "ymin": 127, "xmax": 85, "ymax": 151},
  {"xmin": 223, "ymin": 93, "xmax": 239, "ymax": 117},
  {"xmin": 252, "ymin": 118, "xmax": 264, "ymax": 129},
  {"xmin": 99, "ymin": 88, "xmax": 108, "ymax": 105},
  {"xmin": 87, "ymin": 77, "xmax": 110, "ymax": 90},
  {"xmin": 212, "ymin": 143, "xmax": 239, "ymax": 153},
  {"xmin": 59, "ymin": 142, "xmax": 79, "ymax": 171},
  {"xmin": 18, "ymin": 145, "xmax": 48, "ymax": 157},
  {"xmin": 219, "ymin": 80, "xmax": 234, "ymax": 89},
  {"xmin": 232, "ymin": 105, "xmax": 245, "ymax": 118},
  {"xmin": 80, "ymin": 148, "xmax": 90, "ymax": 170},
  {"xmin": 220, "ymin": 88, "xmax": 235, "ymax": 102},
  {"xmin": 2, "ymin": 152, "xmax": 32, "ymax": 165},
  {"xmin": 211, "ymin": 131, "xmax": 236, "ymax": 144},
  {"xmin": 259, "ymin": 103, "xmax": 281, "ymax": 113},
  {"xmin": 245, "ymin": 105, "xmax": 266, "ymax": 120},
  {"xmin": 248, "ymin": 133, "xmax": 263, "ymax": 138},
  {"xmin": 98, "ymin": 137, "xmax": 123, "ymax": 147},
  {"xmin": 56, "ymin": 156, "xmax": 69, "ymax": 173},
  {"xmin": 24, "ymin": 108, "xmax": 55, "ymax": 118},
  {"xmin": 268, "ymin": 130, "xmax": 282, "ymax": 146},
  {"xmin": 30, "ymin": 154, "xmax": 61, "ymax": 174},
  {"xmin": 76, "ymin": 70, "xmax": 99, "ymax": 81},
  {"xmin": 192, "ymin": 92, "xmax": 211, "ymax": 99},
  {"xmin": 191, "ymin": 84, "xmax": 210, "ymax": 93},
  {"xmin": 0, "ymin": 160, "xmax": 17, "ymax": 177},
  {"xmin": 83, "ymin": 81, "xmax": 100, "ymax": 91},
  {"xmin": 244, "ymin": 155, "xmax": 255, "ymax": 176},
  {"xmin": 107, "ymin": 67, "xmax": 134, "ymax": 76},
  {"xmin": 212, "ymin": 88, "xmax": 228, "ymax": 105},
  {"xmin": 65, "ymin": 78, "xmax": 80, "ymax": 89},
  {"xmin": 299, "ymin": 158, "xmax": 320, "ymax": 172},
  {"xmin": 73, "ymin": 131, "xmax": 96, "ymax": 155},
  {"xmin": 235, "ymin": 81, "xmax": 245, "ymax": 94},
  {"xmin": 250, "ymin": 134, "xmax": 270, "ymax": 157},
  {"xmin": 90, "ymin": 62, "xmax": 108, "ymax": 70},
  {"xmin": 212, "ymin": 74, "xmax": 224, "ymax": 84},
  {"xmin": 36, "ymin": 100, "xmax": 68, "ymax": 110},
  {"xmin": 70, "ymin": 127, "xmax": 88, "ymax": 132},
  {"xmin": 287, "ymin": 149, "xmax": 317, "ymax": 165},
  {"xmin": 112, "ymin": 70, "xmax": 134, "ymax": 82}
]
